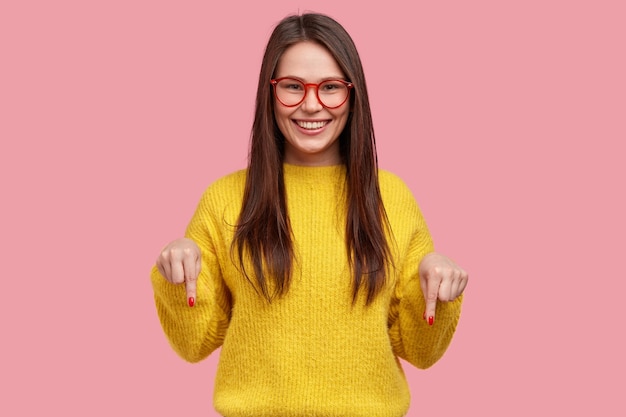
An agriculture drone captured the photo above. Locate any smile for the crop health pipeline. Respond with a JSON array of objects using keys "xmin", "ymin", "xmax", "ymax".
[{"xmin": 295, "ymin": 120, "xmax": 329, "ymax": 130}]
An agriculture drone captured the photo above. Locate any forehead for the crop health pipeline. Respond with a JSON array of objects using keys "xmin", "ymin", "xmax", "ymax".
[{"xmin": 274, "ymin": 41, "xmax": 345, "ymax": 81}]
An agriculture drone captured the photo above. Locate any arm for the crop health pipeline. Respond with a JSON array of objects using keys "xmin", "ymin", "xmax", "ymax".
[
  {"xmin": 388, "ymin": 226, "xmax": 466, "ymax": 369},
  {"xmin": 150, "ymin": 190, "xmax": 232, "ymax": 363}
]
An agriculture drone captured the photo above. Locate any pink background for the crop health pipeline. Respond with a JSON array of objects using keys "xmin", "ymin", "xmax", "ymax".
[{"xmin": 1, "ymin": 0, "xmax": 624, "ymax": 415}]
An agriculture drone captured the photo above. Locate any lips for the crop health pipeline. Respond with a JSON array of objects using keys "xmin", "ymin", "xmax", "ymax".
[{"xmin": 295, "ymin": 120, "xmax": 329, "ymax": 130}]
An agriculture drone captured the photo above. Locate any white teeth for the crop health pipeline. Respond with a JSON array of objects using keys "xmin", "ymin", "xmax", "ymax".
[{"xmin": 297, "ymin": 121, "xmax": 327, "ymax": 130}]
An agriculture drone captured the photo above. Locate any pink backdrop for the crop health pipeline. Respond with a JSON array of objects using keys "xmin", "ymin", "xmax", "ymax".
[{"xmin": 1, "ymin": 0, "xmax": 624, "ymax": 415}]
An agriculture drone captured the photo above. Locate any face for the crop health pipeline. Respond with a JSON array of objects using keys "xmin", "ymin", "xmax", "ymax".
[{"xmin": 273, "ymin": 41, "xmax": 350, "ymax": 166}]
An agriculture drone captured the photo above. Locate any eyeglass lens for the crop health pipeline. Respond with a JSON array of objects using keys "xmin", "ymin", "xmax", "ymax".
[{"xmin": 274, "ymin": 79, "xmax": 349, "ymax": 108}]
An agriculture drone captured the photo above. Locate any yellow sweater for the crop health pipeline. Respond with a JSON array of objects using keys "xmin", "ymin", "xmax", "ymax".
[{"xmin": 151, "ymin": 164, "xmax": 462, "ymax": 417}]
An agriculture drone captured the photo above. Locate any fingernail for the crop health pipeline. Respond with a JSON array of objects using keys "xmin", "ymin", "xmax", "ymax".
[
  {"xmin": 428, "ymin": 316, "xmax": 434, "ymax": 326},
  {"xmin": 188, "ymin": 297, "xmax": 195, "ymax": 307}
]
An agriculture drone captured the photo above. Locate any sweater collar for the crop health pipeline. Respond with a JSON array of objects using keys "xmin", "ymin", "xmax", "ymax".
[{"xmin": 283, "ymin": 163, "xmax": 346, "ymax": 185}]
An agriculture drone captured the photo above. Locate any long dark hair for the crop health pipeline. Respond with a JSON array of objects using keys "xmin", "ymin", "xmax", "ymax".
[{"xmin": 233, "ymin": 13, "xmax": 392, "ymax": 304}]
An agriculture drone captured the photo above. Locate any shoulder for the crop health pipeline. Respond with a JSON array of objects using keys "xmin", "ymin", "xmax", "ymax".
[
  {"xmin": 197, "ymin": 169, "xmax": 247, "ymax": 209},
  {"xmin": 378, "ymin": 169, "xmax": 417, "ymax": 206},
  {"xmin": 378, "ymin": 169, "xmax": 428, "ymax": 226},
  {"xmin": 378, "ymin": 169, "xmax": 409, "ymax": 188},
  {"xmin": 204, "ymin": 169, "xmax": 246, "ymax": 194},
  {"xmin": 378, "ymin": 170, "xmax": 432, "ymax": 249}
]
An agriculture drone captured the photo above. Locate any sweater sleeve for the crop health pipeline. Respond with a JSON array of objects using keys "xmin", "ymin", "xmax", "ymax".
[
  {"xmin": 150, "ymin": 188, "xmax": 232, "ymax": 363},
  {"xmin": 387, "ymin": 202, "xmax": 463, "ymax": 370}
]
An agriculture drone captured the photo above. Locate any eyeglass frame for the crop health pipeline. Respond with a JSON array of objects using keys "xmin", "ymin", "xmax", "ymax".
[{"xmin": 270, "ymin": 77, "xmax": 354, "ymax": 109}]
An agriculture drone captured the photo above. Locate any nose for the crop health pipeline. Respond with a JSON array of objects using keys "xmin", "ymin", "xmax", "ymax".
[{"xmin": 300, "ymin": 85, "xmax": 323, "ymax": 112}]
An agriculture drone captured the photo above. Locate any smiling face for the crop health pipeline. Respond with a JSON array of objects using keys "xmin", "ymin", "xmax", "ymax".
[{"xmin": 273, "ymin": 41, "xmax": 350, "ymax": 166}]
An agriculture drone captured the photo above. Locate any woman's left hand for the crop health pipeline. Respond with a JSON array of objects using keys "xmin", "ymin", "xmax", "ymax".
[{"xmin": 418, "ymin": 252, "xmax": 468, "ymax": 325}]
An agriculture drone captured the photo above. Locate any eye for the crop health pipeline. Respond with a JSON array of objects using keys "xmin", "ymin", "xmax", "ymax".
[
  {"xmin": 279, "ymin": 80, "xmax": 304, "ymax": 91},
  {"xmin": 320, "ymin": 81, "xmax": 345, "ymax": 92}
]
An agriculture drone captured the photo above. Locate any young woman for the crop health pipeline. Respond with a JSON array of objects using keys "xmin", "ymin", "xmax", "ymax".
[{"xmin": 152, "ymin": 12, "xmax": 468, "ymax": 417}]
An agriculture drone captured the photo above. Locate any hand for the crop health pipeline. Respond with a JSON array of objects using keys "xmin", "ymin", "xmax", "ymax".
[
  {"xmin": 418, "ymin": 252, "xmax": 468, "ymax": 325},
  {"xmin": 156, "ymin": 237, "xmax": 202, "ymax": 307}
]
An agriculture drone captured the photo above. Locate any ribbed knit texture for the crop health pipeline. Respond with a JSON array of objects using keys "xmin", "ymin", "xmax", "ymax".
[{"xmin": 151, "ymin": 164, "xmax": 463, "ymax": 417}]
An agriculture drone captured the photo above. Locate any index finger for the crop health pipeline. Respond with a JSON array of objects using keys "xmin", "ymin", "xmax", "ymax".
[
  {"xmin": 422, "ymin": 271, "xmax": 441, "ymax": 326},
  {"xmin": 182, "ymin": 250, "xmax": 199, "ymax": 307},
  {"xmin": 186, "ymin": 275, "xmax": 197, "ymax": 307}
]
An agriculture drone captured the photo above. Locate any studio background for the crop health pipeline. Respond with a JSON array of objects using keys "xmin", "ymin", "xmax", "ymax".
[{"xmin": 1, "ymin": 0, "xmax": 624, "ymax": 415}]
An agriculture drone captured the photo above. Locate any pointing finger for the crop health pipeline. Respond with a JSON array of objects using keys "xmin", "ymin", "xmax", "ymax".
[
  {"xmin": 182, "ymin": 248, "xmax": 199, "ymax": 307},
  {"xmin": 185, "ymin": 274, "xmax": 197, "ymax": 307},
  {"xmin": 422, "ymin": 269, "xmax": 441, "ymax": 326}
]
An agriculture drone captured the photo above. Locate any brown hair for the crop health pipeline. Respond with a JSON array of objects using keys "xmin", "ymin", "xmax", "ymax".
[{"xmin": 233, "ymin": 13, "xmax": 392, "ymax": 304}]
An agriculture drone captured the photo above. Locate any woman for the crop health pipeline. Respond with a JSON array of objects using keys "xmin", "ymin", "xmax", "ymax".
[{"xmin": 152, "ymin": 12, "xmax": 468, "ymax": 417}]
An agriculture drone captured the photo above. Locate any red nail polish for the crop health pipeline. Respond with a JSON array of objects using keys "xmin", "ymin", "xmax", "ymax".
[
  {"xmin": 428, "ymin": 316, "xmax": 434, "ymax": 326},
  {"xmin": 188, "ymin": 297, "xmax": 195, "ymax": 307}
]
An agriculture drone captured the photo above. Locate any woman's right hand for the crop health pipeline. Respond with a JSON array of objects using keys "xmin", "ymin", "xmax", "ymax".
[{"xmin": 156, "ymin": 237, "xmax": 202, "ymax": 307}]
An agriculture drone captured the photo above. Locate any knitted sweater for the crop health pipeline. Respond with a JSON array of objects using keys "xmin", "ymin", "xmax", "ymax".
[{"xmin": 151, "ymin": 164, "xmax": 463, "ymax": 417}]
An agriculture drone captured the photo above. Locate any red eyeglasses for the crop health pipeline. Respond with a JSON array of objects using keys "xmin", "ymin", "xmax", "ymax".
[{"xmin": 270, "ymin": 77, "xmax": 353, "ymax": 109}]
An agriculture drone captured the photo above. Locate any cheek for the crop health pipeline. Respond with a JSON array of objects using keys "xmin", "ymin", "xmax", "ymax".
[
  {"xmin": 274, "ymin": 101, "xmax": 289, "ymax": 122},
  {"xmin": 333, "ymin": 109, "xmax": 350, "ymax": 132},
  {"xmin": 274, "ymin": 107, "xmax": 292, "ymax": 136}
]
